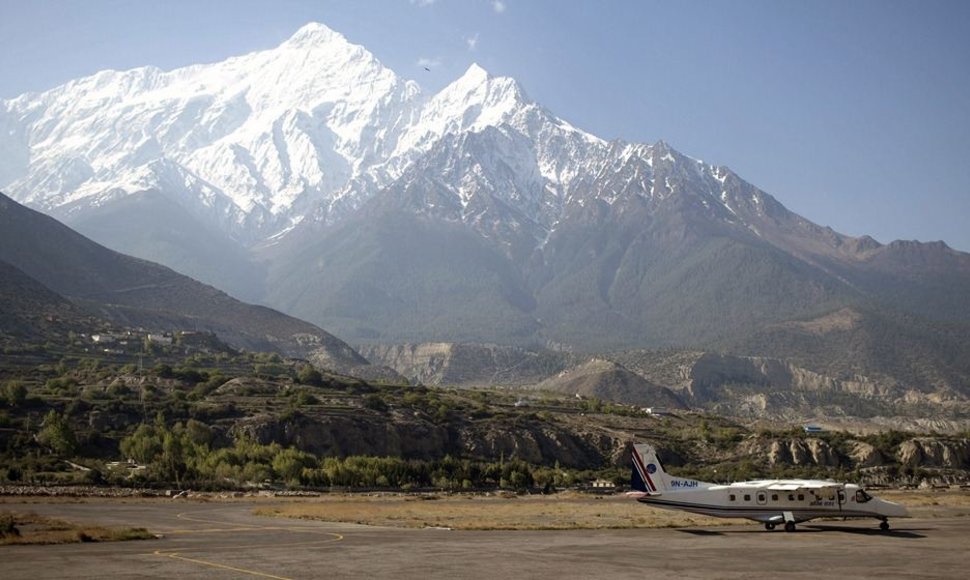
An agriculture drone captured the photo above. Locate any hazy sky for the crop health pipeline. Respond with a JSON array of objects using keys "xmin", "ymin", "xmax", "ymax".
[{"xmin": 2, "ymin": 0, "xmax": 968, "ymax": 250}]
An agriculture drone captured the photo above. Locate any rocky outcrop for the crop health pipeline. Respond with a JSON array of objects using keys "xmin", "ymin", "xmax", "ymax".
[
  {"xmin": 357, "ymin": 343, "xmax": 569, "ymax": 386},
  {"xmin": 307, "ymin": 349, "xmax": 404, "ymax": 383},
  {"xmin": 747, "ymin": 437, "xmax": 970, "ymax": 471},
  {"xmin": 897, "ymin": 438, "xmax": 970, "ymax": 469},
  {"xmin": 216, "ymin": 377, "xmax": 285, "ymax": 396},
  {"xmin": 231, "ymin": 411, "xmax": 451, "ymax": 460},
  {"xmin": 532, "ymin": 359, "xmax": 686, "ymax": 409},
  {"xmin": 230, "ymin": 409, "xmax": 613, "ymax": 469},
  {"xmin": 686, "ymin": 353, "xmax": 900, "ymax": 403},
  {"xmin": 456, "ymin": 420, "xmax": 609, "ymax": 467},
  {"xmin": 848, "ymin": 441, "xmax": 885, "ymax": 468},
  {"xmin": 755, "ymin": 438, "xmax": 842, "ymax": 467},
  {"xmin": 663, "ymin": 352, "xmax": 967, "ymax": 420}
]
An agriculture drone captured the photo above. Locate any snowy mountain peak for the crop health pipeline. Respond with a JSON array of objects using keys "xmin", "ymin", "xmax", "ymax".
[
  {"xmin": 454, "ymin": 63, "xmax": 531, "ymax": 106},
  {"xmin": 0, "ymin": 20, "xmax": 777, "ymax": 251},
  {"xmin": 459, "ymin": 62, "xmax": 490, "ymax": 83},
  {"xmin": 282, "ymin": 22, "xmax": 344, "ymax": 47},
  {"xmin": 387, "ymin": 63, "xmax": 534, "ymax": 163}
]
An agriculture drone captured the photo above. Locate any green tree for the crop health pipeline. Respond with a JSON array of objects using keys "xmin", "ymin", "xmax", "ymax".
[
  {"xmin": 272, "ymin": 448, "xmax": 317, "ymax": 484},
  {"xmin": 120, "ymin": 423, "xmax": 163, "ymax": 463},
  {"xmin": 185, "ymin": 419, "xmax": 213, "ymax": 446},
  {"xmin": 160, "ymin": 430, "xmax": 188, "ymax": 486},
  {"xmin": 2, "ymin": 380, "xmax": 27, "ymax": 406},
  {"xmin": 297, "ymin": 366, "xmax": 324, "ymax": 387},
  {"xmin": 37, "ymin": 410, "xmax": 78, "ymax": 455}
]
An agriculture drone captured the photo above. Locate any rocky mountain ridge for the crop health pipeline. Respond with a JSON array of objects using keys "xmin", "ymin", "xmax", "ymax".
[{"xmin": 362, "ymin": 341, "xmax": 970, "ymax": 425}]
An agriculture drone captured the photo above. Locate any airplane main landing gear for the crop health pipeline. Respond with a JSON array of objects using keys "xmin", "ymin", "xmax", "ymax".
[
  {"xmin": 784, "ymin": 521, "xmax": 796, "ymax": 533},
  {"xmin": 765, "ymin": 523, "xmax": 775, "ymax": 531},
  {"xmin": 880, "ymin": 520, "xmax": 890, "ymax": 531}
]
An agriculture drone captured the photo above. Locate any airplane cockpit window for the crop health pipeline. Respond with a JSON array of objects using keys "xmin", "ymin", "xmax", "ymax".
[{"xmin": 855, "ymin": 489, "xmax": 873, "ymax": 503}]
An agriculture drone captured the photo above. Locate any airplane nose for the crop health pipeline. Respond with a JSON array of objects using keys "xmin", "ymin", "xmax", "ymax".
[{"xmin": 884, "ymin": 501, "xmax": 910, "ymax": 517}]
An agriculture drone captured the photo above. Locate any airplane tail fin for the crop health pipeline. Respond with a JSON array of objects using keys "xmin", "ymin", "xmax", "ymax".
[{"xmin": 630, "ymin": 443, "xmax": 671, "ymax": 494}]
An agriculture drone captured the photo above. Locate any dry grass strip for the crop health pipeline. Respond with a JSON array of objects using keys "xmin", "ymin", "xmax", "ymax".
[
  {"xmin": 256, "ymin": 492, "xmax": 740, "ymax": 530},
  {"xmin": 0, "ymin": 510, "xmax": 155, "ymax": 545},
  {"xmin": 257, "ymin": 489, "xmax": 970, "ymax": 531}
]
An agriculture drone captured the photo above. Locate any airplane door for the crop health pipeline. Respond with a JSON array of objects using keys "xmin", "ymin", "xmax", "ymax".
[{"xmin": 756, "ymin": 492, "xmax": 767, "ymax": 505}]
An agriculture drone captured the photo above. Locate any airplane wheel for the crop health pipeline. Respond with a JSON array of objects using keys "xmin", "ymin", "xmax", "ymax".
[
  {"xmin": 880, "ymin": 520, "xmax": 890, "ymax": 531},
  {"xmin": 765, "ymin": 523, "xmax": 775, "ymax": 531},
  {"xmin": 784, "ymin": 522, "xmax": 796, "ymax": 533}
]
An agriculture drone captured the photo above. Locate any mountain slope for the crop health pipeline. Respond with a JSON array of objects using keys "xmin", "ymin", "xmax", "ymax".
[
  {"xmin": 0, "ymin": 192, "xmax": 368, "ymax": 370},
  {"xmin": 64, "ymin": 190, "xmax": 266, "ymax": 302},
  {"xmin": 0, "ymin": 260, "xmax": 103, "ymax": 346},
  {"xmin": 263, "ymin": 194, "xmax": 539, "ymax": 345}
]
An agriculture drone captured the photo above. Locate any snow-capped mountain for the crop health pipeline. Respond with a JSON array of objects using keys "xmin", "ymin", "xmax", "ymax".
[
  {"xmin": 1, "ymin": 22, "xmax": 754, "ymax": 247},
  {"xmin": 4, "ymin": 21, "xmax": 970, "ymax": 396},
  {"xmin": 1, "ymin": 23, "xmax": 422, "ymax": 239}
]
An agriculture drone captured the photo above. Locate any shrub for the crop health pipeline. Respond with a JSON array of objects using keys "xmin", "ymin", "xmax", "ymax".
[
  {"xmin": 254, "ymin": 363, "xmax": 290, "ymax": 379},
  {"xmin": 362, "ymin": 395, "xmax": 388, "ymax": 412},
  {"xmin": 292, "ymin": 390, "xmax": 318, "ymax": 406},
  {"xmin": 297, "ymin": 366, "xmax": 323, "ymax": 387},
  {"xmin": 2, "ymin": 381, "xmax": 27, "ymax": 406},
  {"xmin": 0, "ymin": 513, "xmax": 19, "ymax": 537},
  {"xmin": 106, "ymin": 380, "xmax": 132, "ymax": 397},
  {"xmin": 44, "ymin": 377, "xmax": 78, "ymax": 393}
]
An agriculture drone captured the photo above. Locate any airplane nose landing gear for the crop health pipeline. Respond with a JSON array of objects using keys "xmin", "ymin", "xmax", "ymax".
[
  {"xmin": 880, "ymin": 520, "xmax": 890, "ymax": 531},
  {"xmin": 764, "ymin": 523, "xmax": 775, "ymax": 531}
]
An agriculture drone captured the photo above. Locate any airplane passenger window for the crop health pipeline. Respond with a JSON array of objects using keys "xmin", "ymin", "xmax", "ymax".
[
  {"xmin": 788, "ymin": 494, "xmax": 794, "ymax": 501},
  {"xmin": 744, "ymin": 494, "xmax": 751, "ymax": 502},
  {"xmin": 729, "ymin": 494, "xmax": 736, "ymax": 501},
  {"xmin": 797, "ymin": 494, "xmax": 805, "ymax": 501},
  {"xmin": 771, "ymin": 494, "xmax": 778, "ymax": 501}
]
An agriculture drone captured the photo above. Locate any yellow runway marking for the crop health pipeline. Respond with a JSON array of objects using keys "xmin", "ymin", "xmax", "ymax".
[
  {"xmin": 165, "ymin": 526, "xmax": 317, "ymax": 534},
  {"xmin": 174, "ymin": 510, "xmax": 265, "ymax": 527},
  {"xmin": 155, "ymin": 550, "xmax": 294, "ymax": 580},
  {"xmin": 148, "ymin": 509, "xmax": 344, "ymax": 579}
]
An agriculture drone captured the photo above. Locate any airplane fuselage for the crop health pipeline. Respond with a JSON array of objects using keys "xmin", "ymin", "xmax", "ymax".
[
  {"xmin": 635, "ymin": 480, "xmax": 904, "ymax": 524},
  {"xmin": 629, "ymin": 443, "xmax": 909, "ymax": 531}
]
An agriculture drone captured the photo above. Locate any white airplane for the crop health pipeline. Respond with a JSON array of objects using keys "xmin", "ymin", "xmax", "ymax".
[{"xmin": 628, "ymin": 442, "xmax": 909, "ymax": 532}]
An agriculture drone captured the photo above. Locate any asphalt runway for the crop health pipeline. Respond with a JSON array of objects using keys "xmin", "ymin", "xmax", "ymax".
[{"xmin": 1, "ymin": 500, "xmax": 966, "ymax": 579}]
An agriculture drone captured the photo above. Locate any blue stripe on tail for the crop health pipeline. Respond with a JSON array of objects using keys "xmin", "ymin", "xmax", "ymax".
[
  {"xmin": 631, "ymin": 461, "xmax": 649, "ymax": 492},
  {"xmin": 631, "ymin": 447, "xmax": 652, "ymax": 492}
]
